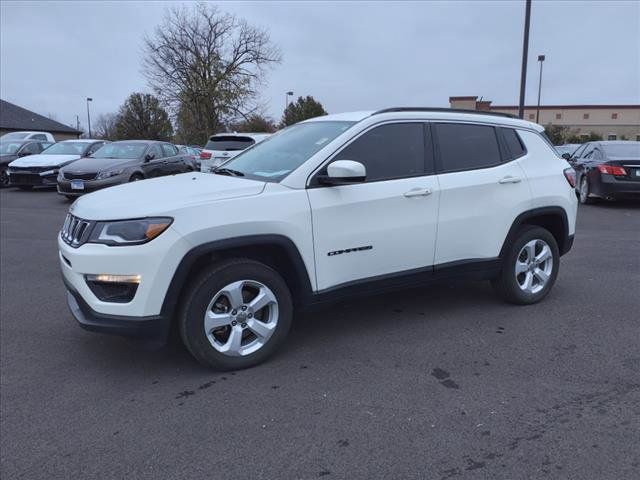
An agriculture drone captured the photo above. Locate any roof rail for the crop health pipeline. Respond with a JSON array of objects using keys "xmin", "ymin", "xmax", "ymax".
[{"xmin": 371, "ymin": 107, "xmax": 517, "ymax": 119}]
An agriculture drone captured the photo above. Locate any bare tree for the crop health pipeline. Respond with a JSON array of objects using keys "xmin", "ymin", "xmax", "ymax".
[
  {"xmin": 93, "ymin": 113, "xmax": 119, "ymax": 140},
  {"xmin": 142, "ymin": 3, "xmax": 281, "ymax": 145}
]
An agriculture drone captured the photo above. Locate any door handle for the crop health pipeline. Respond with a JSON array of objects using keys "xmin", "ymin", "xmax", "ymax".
[
  {"xmin": 498, "ymin": 176, "xmax": 522, "ymax": 184},
  {"xmin": 403, "ymin": 187, "xmax": 432, "ymax": 198}
]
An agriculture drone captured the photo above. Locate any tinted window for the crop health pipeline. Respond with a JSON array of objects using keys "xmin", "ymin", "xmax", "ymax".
[
  {"xmin": 436, "ymin": 123, "xmax": 502, "ymax": 172},
  {"xmin": 32, "ymin": 134, "xmax": 47, "ymax": 140},
  {"xmin": 603, "ymin": 143, "xmax": 640, "ymax": 158},
  {"xmin": 147, "ymin": 145, "xmax": 163, "ymax": 159},
  {"xmin": 334, "ymin": 123, "xmax": 425, "ymax": 182},
  {"xmin": 23, "ymin": 142, "xmax": 42, "ymax": 154},
  {"xmin": 502, "ymin": 128, "xmax": 526, "ymax": 158},
  {"xmin": 92, "ymin": 142, "xmax": 148, "ymax": 159},
  {"xmin": 205, "ymin": 136, "xmax": 255, "ymax": 151},
  {"xmin": 87, "ymin": 142, "xmax": 104, "ymax": 155},
  {"xmin": 162, "ymin": 144, "xmax": 178, "ymax": 157}
]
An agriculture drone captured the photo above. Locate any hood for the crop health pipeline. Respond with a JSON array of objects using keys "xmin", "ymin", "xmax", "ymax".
[
  {"xmin": 61, "ymin": 156, "xmax": 134, "ymax": 173},
  {"xmin": 9, "ymin": 153, "xmax": 81, "ymax": 168},
  {"xmin": 70, "ymin": 172, "xmax": 266, "ymax": 220}
]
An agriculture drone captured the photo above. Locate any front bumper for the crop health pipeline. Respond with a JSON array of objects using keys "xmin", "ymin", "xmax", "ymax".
[
  {"xmin": 8, "ymin": 169, "xmax": 57, "ymax": 187},
  {"xmin": 57, "ymin": 175, "xmax": 127, "ymax": 196},
  {"xmin": 59, "ymin": 226, "xmax": 191, "ymax": 338}
]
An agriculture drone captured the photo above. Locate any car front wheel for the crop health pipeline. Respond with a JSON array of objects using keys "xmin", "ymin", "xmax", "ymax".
[
  {"xmin": 179, "ymin": 258, "xmax": 293, "ymax": 370},
  {"xmin": 492, "ymin": 226, "xmax": 559, "ymax": 305}
]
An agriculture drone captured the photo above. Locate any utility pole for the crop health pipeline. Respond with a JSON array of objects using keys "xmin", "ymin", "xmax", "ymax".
[
  {"xmin": 285, "ymin": 91, "xmax": 294, "ymax": 112},
  {"xmin": 518, "ymin": 0, "xmax": 532, "ymax": 119},
  {"xmin": 86, "ymin": 97, "xmax": 93, "ymax": 138},
  {"xmin": 536, "ymin": 54, "xmax": 546, "ymax": 123}
]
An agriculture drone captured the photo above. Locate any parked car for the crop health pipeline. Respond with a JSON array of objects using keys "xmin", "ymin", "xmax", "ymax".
[
  {"xmin": 177, "ymin": 145, "xmax": 202, "ymax": 171},
  {"xmin": 571, "ymin": 141, "xmax": 640, "ymax": 203},
  {"xmin": 7, "ymin": 139, "xmax": 106, "ymax": 190},
  {"xmin": 555, "ymin": 143, "xmax": 581, "ymax": 158},
  {"xmin": 200, "ymin": 133, "xmax": 270, "ymax": 173},
  {"xmin": 0, "ymin": 131, "xmax": 55, "ymax": 142},
  {"xmin": 59, "ymin": 108, "xmax": 577, "ymax": 370},
  {"xmin": 0, "ymin": 139, "xmax": 54, "ymax": 187},
  {"xmin": 57, "ymin": 140, "xmax": 192, "ymax": 198}
]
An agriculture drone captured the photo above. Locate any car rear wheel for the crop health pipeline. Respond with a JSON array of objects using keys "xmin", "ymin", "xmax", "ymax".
[
  {"xmin": 179, "ymin": 258, "xmax": 293, "ymax": 370},
  {"xmin": 492, "ymin": 226, "xmax": 559, "ymax": 305},
  {"xmin": 579, "ymin": 176, "xmax": 595, "ymax": 204}
]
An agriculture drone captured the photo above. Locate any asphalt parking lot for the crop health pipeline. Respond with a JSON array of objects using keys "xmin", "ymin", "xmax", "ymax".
[{"xmin": 1, "ymin": 188, "xmax": 639, "ymax": 479}]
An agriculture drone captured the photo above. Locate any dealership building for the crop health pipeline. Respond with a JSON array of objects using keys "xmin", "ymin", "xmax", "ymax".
[
  {"xmin": 0, "ymin": 99, "xmax": 82, "ymax": 141},
  {"xmin": 449, "ymin": 96, "xmax": 640, "ymax": 141}
]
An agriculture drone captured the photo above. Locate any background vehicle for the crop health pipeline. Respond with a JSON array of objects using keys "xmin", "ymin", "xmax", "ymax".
[
  {"xmin": 57, "ymin": 140, "xmax": 192, "ymax": 198},
  {"xmin": 177, "ymin": 145, "xmax": 202, "ymax": 171},
  {"xmin": 59, "ymin": 109, "xmax": 577, "ymax": 371},
  {"xmin": 7, "ymin": 139, "xmax": 106, "ymax": 189},
  {"xmin": 0, "ymin": 139, "xmax": 54, "ymax": 187},
  {"xmin": 200, "ymin": 133, "xmax": 270, "ymax": 173},
  {"xmin": 572, "ymin": 141, "xmax": 640, "ymax": 203},
  {"xmin": 0, "ymin": 131, "xmax": 55, "ymax": 142},
  {"xmin": 555, "ymin": 143, "xmax": 581, "ymax": 158}
]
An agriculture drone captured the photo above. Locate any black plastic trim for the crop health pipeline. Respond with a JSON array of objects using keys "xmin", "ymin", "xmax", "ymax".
[
  {"xmin": 499, "ymin": 206, "xmax": 573, "ymax": 257},
  {"xmin": 372, "ymin": 107, "xmax": 516, "ymax": 119}
]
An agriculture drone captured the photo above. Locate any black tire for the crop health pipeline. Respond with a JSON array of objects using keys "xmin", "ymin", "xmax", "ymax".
[
  {"xmin": 0, "ymin": 167, "xmax": 9, "ymax": 188},
  {"xmin": 129, "ymin": 173, "xmax": 144, "ymax": 182},
  {"xmin": 579, "ymin": 176, "xmax": 595, "ymax": 204},
  {"xmin": 179, "ymin": 258, "xmax": 293, "ymax": 370},
  {"xmin": 492, "ymin": 226, "xmax": 560, "ymax": 305},
  {"xmin": 18, "ymin": 186, "xmax": 33, "ymax": 191}
]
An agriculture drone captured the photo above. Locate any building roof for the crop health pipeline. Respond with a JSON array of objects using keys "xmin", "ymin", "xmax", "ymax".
[
  {"xmin": 0, "ymin": 99, "xmax": 82, "ymax": 134},
  {"xmin": 490, "ymin": 104, "xmax": 640, "ymax": 110}
]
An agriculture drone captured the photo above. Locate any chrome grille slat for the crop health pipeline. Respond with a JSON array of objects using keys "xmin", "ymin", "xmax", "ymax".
[{"xmin": 61, "ymin": 213, "xmax": 92, "ymax": 247}]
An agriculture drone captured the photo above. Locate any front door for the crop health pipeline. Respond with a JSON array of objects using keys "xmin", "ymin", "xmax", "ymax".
[{"xmin": 307, "ymin": 122, "xmax": 440, "ymax": 291}]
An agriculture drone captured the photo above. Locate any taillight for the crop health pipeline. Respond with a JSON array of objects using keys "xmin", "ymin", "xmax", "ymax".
[
  {"xmin": 563, "ymin": 167, "xmax": 576, "ymax": 188},
  {"xmin": 200, "ymin": 151, "xmax": 212, "ymax": 160},
  {"xmin": 597, "ymin": 164, "xmax": 627, "ymax": 176}
]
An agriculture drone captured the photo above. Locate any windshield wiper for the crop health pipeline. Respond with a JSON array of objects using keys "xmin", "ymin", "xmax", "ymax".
[{"xmin": 214, "ymin": 167, "xmax": 245, "ymax": 177}]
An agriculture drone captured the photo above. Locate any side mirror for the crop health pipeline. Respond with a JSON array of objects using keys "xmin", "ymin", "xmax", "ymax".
[
  {"xmin": 144, "ymin": 153, "xmax": 155, "ymax": 162},
  {"xmin": 561, "ymin": 153, "xmax": 571, "ymax": 160},
  {"xmin": 317, "ymin": 160, "xmax": 366, "ymax": 185}
]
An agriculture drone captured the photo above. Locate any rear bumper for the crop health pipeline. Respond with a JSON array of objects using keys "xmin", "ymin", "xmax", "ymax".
[
  {"xmin": 595, "ymin": 175, "xmax": 640, "ymax": 200},
  {"xmin": 64, "ymin": 276, "xmax": 170, "ymax": 340}
]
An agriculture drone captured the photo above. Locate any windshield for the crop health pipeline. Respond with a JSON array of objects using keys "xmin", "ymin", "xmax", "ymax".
[
  {"xmin": 41, "ymin": 142, "xmax": 90, "ymax": 155},
  {"xmin": 0, "ymin": 132, "xmax": 29, "ymax": 140},
  {"xmin": 205, "ymin": 136, "xmax": 255, "ymax": 152},
  {"xmin": 92, "ymin": 142, "xmax": 148, "ymax": 159},
  {"xmin": 0, "ymin": 142, "xmax": 23, "ymax": 155},
  {"xmin": 222, "ymin": 121, "xmax": 355, "ymax": 181},
  {"xmin": 603, "ymin": 143, "xmax": 640, "ymax": 158}
]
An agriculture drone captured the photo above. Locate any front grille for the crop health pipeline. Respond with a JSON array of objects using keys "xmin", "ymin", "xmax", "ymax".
[
  {"xmin": 9, "ymin": 173, "xmax": 42, "ymax": 186},
  {"xmin": 61, "ymin": 214, "xmax": 93, "ymax": 247},
  {"xmin": 64, "ymin": 172, "xmax": 97, "ymax": 181},
  {"xmin": 9, "ymin": 166, "xmax": 51, "ymax": 174}
]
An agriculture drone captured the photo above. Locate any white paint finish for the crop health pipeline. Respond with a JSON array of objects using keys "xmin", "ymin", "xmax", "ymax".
[
  {"xmin": 9, "ymin": 153, "xmax": 81, "ymax": 167},
  {"xmin": 326, "ymin": 160, "xmax": 365, "ymax": 178},
  {"xmin": 307, "ymin": 176, "xmax": 440, "ymax": 290},
  {"xmin": 434, "ymin": 160, "xmax": 532, "ymax": 264}
]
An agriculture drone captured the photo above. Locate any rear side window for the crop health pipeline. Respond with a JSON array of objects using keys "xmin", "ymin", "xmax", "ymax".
[
  {"xmin": 334, "ymin": 123, "xmax": 426, "ymax": 182},
  {"xmin": 435, "ymin": 123, "xmax": 502, "ymax": 172},
  {"xmin": 161, "ymin": 143, "xmax": 178, "ymax": 157},
  {"xmin": 205, "ymin": 136, "xmax": 255, "ymax": 151},
  {"xmin": 502, "ymin": 128, "xmax": 527, "ymax": 159},
  {"xmin": 32, "ymin": 134, "xmax": 47, "ymax": 140}
]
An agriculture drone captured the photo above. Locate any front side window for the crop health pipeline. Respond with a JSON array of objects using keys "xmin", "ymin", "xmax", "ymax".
[
  {"xmin": 332, "ymin": 123, "xmax": 426, "ymax": 182},
  {"xmin": 23, "ymin": 142, "xmax": 42, "ymax": 154},
  {"xmin": 161, "ymin": 144, "xmax": 178, "ymax": 157},
  {"xmin": 41, "ymin": 141, "xmax": 92, "ymax": 155},
  {"xmin": 223, "ymin": 121, "xmax": 355, "ymax": 182},
  {"xmin": 435, "ymin": 123, "xmax": 502, "ymax": 172},
  {"xmin": 91, "ymin": 142, "xmax": 149, "ymax": 159}
]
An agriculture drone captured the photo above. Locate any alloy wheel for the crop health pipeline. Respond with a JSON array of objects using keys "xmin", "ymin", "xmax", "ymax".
[
  {"xmin": 514, "ymin": 239, "xmax": 553, "ymax": 294},
  {"xmin": 203, "ymin": 280, "xmax": 279, "ymax": 357}
]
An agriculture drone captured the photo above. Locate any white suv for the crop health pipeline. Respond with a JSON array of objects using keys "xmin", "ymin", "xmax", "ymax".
[
  {"xmin": 59, "ymin": 108, "xmax": 578, "ymax": 370},
  {"xmin": 199, "ymin": 132, "xmax": 271, "ymax": 173}
]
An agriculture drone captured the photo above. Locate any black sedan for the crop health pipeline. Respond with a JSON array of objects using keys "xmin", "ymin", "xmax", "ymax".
[
  {"xmin": 57, "ymin": 140, "xmax": 193, "ymax": 198},
  {"xmin": 570, "ymin": 141, "xmax": 640, "ymax": 203},
  {"xmin": 0, "ymin": 139, "xmax": 54, "ymax": 187}
]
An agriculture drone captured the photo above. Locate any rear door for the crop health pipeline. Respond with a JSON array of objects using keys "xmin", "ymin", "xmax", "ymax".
[
  {"xmin": 142, "ymin": 144, "xmax": 165, "ymax": 177},
  {"xmin": 433, "ymin": 122, "xmax": 532, "ymax": 265},
  {"xmin": 161, "ymin": 143, "xmax": 186, "ymax": 174},
  {"xmin": 307, "ymin": 122, "xmax": 440, "ymax": 291}
]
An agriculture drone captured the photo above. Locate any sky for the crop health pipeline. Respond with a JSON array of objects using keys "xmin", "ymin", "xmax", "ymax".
[{"xmin": 1, "ymin": 0, "xmax": 639, "ymax": 132}]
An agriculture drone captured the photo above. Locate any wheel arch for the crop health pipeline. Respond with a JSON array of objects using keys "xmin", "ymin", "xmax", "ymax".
[
  {"xmin": 160, "ymin": 234, "xmax": 314, "ymax": 321},
  {"xmin": 499, "ymin": 207, "xmax": 572, "ymax": 258}
]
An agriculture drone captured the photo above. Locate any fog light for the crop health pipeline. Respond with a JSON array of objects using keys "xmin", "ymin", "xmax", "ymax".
[{"xmin": 85, "ymin": 274, "xmax": 140, "ymax": 303}]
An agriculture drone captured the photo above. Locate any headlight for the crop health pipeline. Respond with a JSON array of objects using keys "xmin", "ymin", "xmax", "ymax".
[
  {"xmin": 40, "ymin": 169, "xmax": 59, "ymax": 176},
  {"xmin": 88, "ymin": 217, "xmax": 173, "ymax": 246},
  {"xmin": 96, "ymin": 169, "xmax": 124, "ymax": 180},
  {"xmin": 57, "ymin": 172, "xmax": 64, "ymax": 181}
]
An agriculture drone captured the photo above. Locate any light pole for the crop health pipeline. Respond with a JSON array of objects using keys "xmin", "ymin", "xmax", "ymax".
[
  {"xmin": 285, "ymin": 91, "xmax": 294, "ymax": 112},
  {"xmin": 86, "ymin": 97, "xmax": 93, "ymax": 138},
  {"xmin": 518, "ymin": 0, "xmax": 532, "ymax": 119},
  {"xmin": 536, "ymin": 54, "xmax": 545, "ymax": 123}
]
